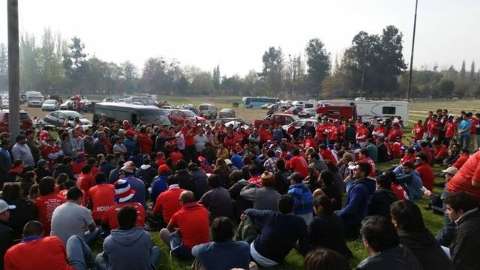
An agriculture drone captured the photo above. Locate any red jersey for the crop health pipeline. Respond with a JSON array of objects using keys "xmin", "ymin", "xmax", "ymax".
[
  {"xmin": 137, "ymin": 133, "xmax": 153, "ymax": 154},
  {"xmin": 470, "ymin": 118, "xmax": 479, "ymax": 135},
  {"xmin": 287, "ymin": 155, "xmax": 309, "ymax": 177},
  {"xmin": 412, "ymin": 124, "xmax": 425, "ymax": 141},
  {"xmin": 387, "ymin": 128, "xmax": 403, "ymax": 142},
  {"xmin": 4, "ymin": 236, "xmax": 73, "ymax": 270},
  {"xmin": 77, "ymin": 172, "xmax": 95, "ymax": 204},
  {"xmin": 445, "ymin": 121, "xmax": 456, "ymax": 139},
  {"xmin": 427, "ymin": 119, "xmax": 439, "ymax": 136},
  {"xmin": 258, "ymin": 128, "xmax": 272, "ymax": 143},
  {"xmin": 71, "ymin": 161, "xmax": 85, "ymax": 175},
  {"xmin": 170, "ymin": 203, "xmax": 210, "ymax": 249},
  {"xmin": 182, "ymin": 127, "xmax": 195, "ymax": 147},
  {"xmin": 106, "ymin": 202, "xmax": 145, "ymax": 230},
  {"xmin": 400, "ymin": 153, "xmax": 416, "ymax": 165},
  {"xmin": 447, "ymin": 151, "xmax": 480, "ymax": 199},
  {"xmin": 320, "ymin": 149, "xmax": 337, "ymax": 166},
  {"xmin": 153, "ymin": 186, "xmax": 184, "ymax": 223},
  {"xmin": 356, "ymin": 126, "xmax": 369, "ymax": 142},
  {"xmin": 453, "ymin": 153, "xmax": 469, "ymax": 169},
  {"xmin": 434, "ymin": 145, "xmax": 448, "ymax": 160},
  {"xmin": 35, "ymin": 193, "xmax": 65, "ymax": 234},
  {"xmin": 88, "ymin": 184, "xmax": 115, "ymax": 222},
  {"xmin": 169, "ymin": 151, "xmax": 183, "ymax": 165},
  {"xmin": 416, "ymin": 163, "xmax": 434, "ymax": 191}
]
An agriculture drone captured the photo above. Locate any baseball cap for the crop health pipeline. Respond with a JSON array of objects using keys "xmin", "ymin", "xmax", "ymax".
[
  {"xmin": 0, "ymin": 199, "xmax": 15, "ymax": 214},
  {"xmin": 442, "ymin": 166, "xmax": 458, "ymax": 175}
]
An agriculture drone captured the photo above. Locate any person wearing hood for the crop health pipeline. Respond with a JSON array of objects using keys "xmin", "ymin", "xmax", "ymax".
[
  {"xmin": 188, "ymin": 162, "xmax": 208, "ymax": 200},
  {"xmin": 287, "ymin": 172, "xmax": 314, "ymax": 225},
  {"xmin": 337, "ymin": 162, "xmax": 376, "ymax": 239},
  {"xmin": 97, "ymin": 206, "xmax": 160, "ymax": 270},
  {"xmin": 368, "ymin": 171, "xmax": 398, "ymax": 218},
  {"xmin": 390, "ymin": 200, "xmax": 453, "ymax": 270}
]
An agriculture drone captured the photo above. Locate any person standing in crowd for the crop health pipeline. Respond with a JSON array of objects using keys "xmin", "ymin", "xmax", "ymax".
[
  {"xmin": 160, "ymin": 190, "xmax": 210, "ymax": 259},
  {"xmin": 243, "ymin": 195, "xmax": 307, "ymax": 268},
  {"xmin": 337, "ymin": 162, "xmax": 375, "ymax": 239},
  {"xmin": 11, "ymin": 135, "xmax": 35, "ymax": 168},
  {"xmin": 97, "ymin": 206, "xmax": 160, "ymax": 270},
  {"xmin": 444, "ymin": 192, "xmax": 480, "ymax": 270},
  {"xmin": 192, "ymin": 217, "xmax": 250, "ymax": 270},
  {"xmin": 4, "ymin": 221, "xmax": 73, "ymax": 270},
  {"xmin": 458, "ymin": 114, "xmax": 472, "ymax": 150},
  {"xmin": 357, "ymin": 216, "xmax": 422, "ymax": 270}
]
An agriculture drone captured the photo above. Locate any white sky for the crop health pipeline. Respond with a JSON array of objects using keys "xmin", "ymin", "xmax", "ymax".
[{"xmin": 0, "ymin": 0, "xmax": 479, "ymax": 76}]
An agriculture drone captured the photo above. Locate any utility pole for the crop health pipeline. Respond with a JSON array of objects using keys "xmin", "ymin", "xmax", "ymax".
[
  {"xmin": 407, "ymin": 0, "xmax": 419, "ymax": 101},
  {"xmin": 7, "ymin": 0, "xmax": 20, "ymax": 139}
]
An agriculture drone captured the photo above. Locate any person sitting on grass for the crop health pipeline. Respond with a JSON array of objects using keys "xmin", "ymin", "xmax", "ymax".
[
  {"xmin": 304, "ymin": 248, "xmax": 350, "ymax": 270},
  {"xmin": 390, "ymin": 200, "xmax": 453, "ymax": 270},
  {"xmin": 160, "ymin": 190, "xmax": 210, "ymax": 259},
  {"xmin": 4, "ymin": 221, "xmax": 73, "ymax": 270},
  {"xmin": 242, "ymin": 194, "xmax": 307, "ymax": 268},
  {"xmin": 97, "ymin": 206, "xmax": 160, "ymax": 270},
  {"xmin": 357, "ymin": 215, "xmax": 422, "ymax": 270},
  {"xmin": 192, "ymin": 217, "xmax": 250, "ymax": 270}
]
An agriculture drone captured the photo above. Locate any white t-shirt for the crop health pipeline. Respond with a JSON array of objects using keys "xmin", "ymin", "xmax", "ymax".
[{"xmin": 194, "ymin": 135, "xmax": 209, "ymax": 152}]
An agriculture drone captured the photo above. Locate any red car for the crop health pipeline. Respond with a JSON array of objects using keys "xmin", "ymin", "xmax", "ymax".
[
  {"xmin": 0, "ymin": 110, "xmax": 33, "ymax": 133},
  {"xmin": 165, "ymin": 109, "xmax": 206, "ymax": 125}
]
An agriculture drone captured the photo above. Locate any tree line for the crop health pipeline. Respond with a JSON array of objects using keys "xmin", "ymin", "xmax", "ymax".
[{"xmin": 0, "ymin": 26, "xmax": 477, "ymax": 99}]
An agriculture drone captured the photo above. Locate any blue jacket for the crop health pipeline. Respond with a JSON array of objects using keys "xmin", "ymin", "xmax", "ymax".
[
  {"xmin": 288, "ymin": 183, "xmax": 313, "ymax": 215},
  {"xmin": 394, "ymin": 167, "xmax": 423, "ymax": 201},
  {"xmin": 338, "ymin": 178, "xmax": 376, "ymax": 227},
  {"xmin": 150, "ymin": 175, "xmax": 168, "ymax": 203},
  {"xmin": 231, "ymin": 154, "xmax": 244, "ymax": 170},
  {"xmin": 124, "ymin": 138, "xmax": 138, "ymax": 156}
]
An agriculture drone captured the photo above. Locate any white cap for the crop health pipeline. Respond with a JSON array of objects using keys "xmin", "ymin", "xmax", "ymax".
[
  {"xmin": 0, "ymin": 199, "xmax": 15, "ymax": 214},
  {"xmin": 442, "ymin": 166, "xmax": 458, "ymax": 175}
]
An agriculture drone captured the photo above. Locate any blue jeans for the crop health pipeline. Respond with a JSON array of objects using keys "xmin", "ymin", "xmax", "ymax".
[
  {"xmin": 460, "ymin": 134, "xmax": 470, "ymax": 150},
  {"xmin": 95, "ymin": 246, "xmax": 160, "ymax": 270}
]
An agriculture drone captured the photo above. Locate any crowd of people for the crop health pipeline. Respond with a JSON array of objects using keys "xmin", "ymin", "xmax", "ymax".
[{"xmin": 0, "ymin": 107, "xmax": 479, "ymax": 270}]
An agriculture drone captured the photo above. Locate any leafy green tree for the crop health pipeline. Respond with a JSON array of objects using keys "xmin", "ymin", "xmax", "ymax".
[
  {"xmin": 20, "ymin": 34, "xmax": 41, "ymax": 91},
  {"xmin": 470, "ymin": 61, "xmax": 476, "ymax": 81},
  {"xmin": 213, "ymin": 65, "xmax": 221, "ymax": 92},
  {"xmin": 305, "ymin": 38, "xmax": 330, "ymax": 95},
  {"xmin": 261, "ymin": 47, "xmax": 284, "ymax": 96},
  {"xmin": 63, "ymin": 37, "xmax": 88, "ymax": 94},
  {"xmin": 437, "ymin": 80, "xmax": 455, "ymax": 97},
  {"xmin": 460, "ymin": 60, "xmax": 466, "ymax": 81}
]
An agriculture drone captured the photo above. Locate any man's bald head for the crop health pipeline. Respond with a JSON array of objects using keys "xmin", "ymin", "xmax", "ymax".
[{"xmin": 180, "ymin": 190, "xmax": 195, "ymax": 204}]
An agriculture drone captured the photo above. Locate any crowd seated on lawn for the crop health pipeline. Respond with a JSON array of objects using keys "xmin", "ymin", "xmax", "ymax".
[{"xmin": 0, "ymin": 109, "xmax": 480, "ymax": 270}]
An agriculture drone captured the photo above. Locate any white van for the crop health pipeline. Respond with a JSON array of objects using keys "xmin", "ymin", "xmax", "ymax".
[{"xmin": 26, "ymin": 91, "xmax": 44, "ymax": 107}]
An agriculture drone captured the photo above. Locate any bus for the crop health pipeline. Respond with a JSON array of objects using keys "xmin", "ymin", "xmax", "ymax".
[{"xmin": 242, "ymin": 96, "xmax": 280, "ymax": 108}]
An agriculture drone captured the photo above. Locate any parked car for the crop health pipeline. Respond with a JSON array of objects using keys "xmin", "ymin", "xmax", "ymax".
[
  {"xmin": 253, "ymin": 113, "xmax": 300, "ymax": 128},
  {"xmin": 166, "ymin": 109, "xmax": 206, "ymax": 125},
  {"xmin": 282, "ymin": 118, "xmax": 318, "ymax": 134},
  {"xmin": 198, "ymin": 103, "xmax": 217, "ymax": 119},
  {"xmin": 26, "ymin": 91, "xmax": 44, "ymax": 107},
  {"xmin": 0, "ymin": 110, "xmax": 33, "ymax": 133},
  {"xmin": 41, "ymin": 99, "xmax": 60, "ymax": 111},
  {"xmin": 41, "ymin": 110, "xmax": 92, "ymax": 130},
  {"xmin": 218, "ymin": 108, "xmax": 236, "ymax": 118}
]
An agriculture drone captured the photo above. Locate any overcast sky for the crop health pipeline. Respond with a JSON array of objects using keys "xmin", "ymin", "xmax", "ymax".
[{"xmin": 0, "ymin": 0, "xmax": 479, "ymax": 76}]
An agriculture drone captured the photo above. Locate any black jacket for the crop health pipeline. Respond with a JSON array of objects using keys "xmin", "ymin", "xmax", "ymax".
[
  {"xmin": 451, "ymin": 208, "xmax": 480, "ymax": 270},
  {"xmin": 367, "ymin": 188, "xmax": 397, "ymax": 217},
  {"xmin": 0, "ymin": 220, "xmax": 14, "ymax": 270},
  {"xmin": 4, "ymin": 198, "xmax": 37, "ymax": 240},
  {"xmin": 356, "ymin": 245, "xmax": 422, "ymax": 270},
  {"xmin": 174, "ymin": 169, "xmax": 195, "ymax": 192},
  {"xmin": 308, "ymin": 214, "xmax": 352, "ymax": 258},
  {"xmin": 190, "ymin": 168, "xmax": 208, "ymax": 200},
  {"xmin": 398, "ymin": 229, "xmax": 453, "ymax": 270}
]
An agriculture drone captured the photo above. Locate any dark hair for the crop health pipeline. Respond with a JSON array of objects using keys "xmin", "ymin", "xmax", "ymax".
[
  {"xmin": 117, "ymin": 206, "xmax": 137, "ymax": 230},
  {"xmin": 55, "ymin": 173, "xmax": 69, "ymax": 187},
  {"xmin": 292, "ymin": 148, "xmax": 300, "ymax": 156},
  {"xmin": 376, "ymin": 171, "xmax": 395, "ymax": 189},
  {"xmin": 278, "ymin": 194, "xmax": 294, "ymax": 214},
  {"xmin": 310, "ymin": 152, "xmax": 320, "ymax": 160},
  {"xmin": 444, "ymin": 192, "xmax": 479, "ymax": 213},
  {"xmin": 267, "ymin": 149, "xmax": 275, "ymax": 158},
  {"xmin": 390, "ymin": 200, "xmax": 425, "ymax": 232},
  {"xmin": 2, "ymin": 182, "xmax": 21, "ymax": 202},
  {"xmin": 175, "ymin": 160, "xmax": 187, "ymax": 170},
  {"xmin": 313, "ymin": 195, "xmax": 334, "ymax": 216},
  {"xmin": 166, "ymin": 175, "xmax": 177, "ymax": 186},
  {"xmin": 360, "ymin": 216, "xmax": 399, "ymax": 252},
  {"xmin": 304, "ymin": 248, "xmax": 350, "ymax": 270},
  {"xmin": 229, "ymin": 170, "xmax": 243, "ymax": 183},
  {"xmin": 38, "ymin": 177, "xmax": 55, "ymax": 196},
  {"xmin": 276, "ymin": 159, "xmax": 286, "ymax": 171},
  {"xmin": 211, "ymin": 217, "xmax": 234, "ymax": 242},
  {"xmin": 320, "ymin": 171, "xmax": 335, "ymax": 187},
  {"xmin": 81, "ymin": 165, "xmax": 92, "ymax": 174},
  {"xmin": 66, "ymin": 187, "xmax": 83, "ymax": 201},
  {"xmin": 207, "ymin": 174, "xmax": 221, "ymax": 188},
  {"xmin": 416, "ymin": 152, "xmax": 428, "ymax": 163},
  {"xmin": 357, "ymin": 162, "xmax": 371, "ymax": 176},
  {"xmin": 23, "ymin": 220, "xmax": 44, "ymax": 237},
  {"xmin": 360, "ymin": 149, "xmax": 369, "ymax": 157},
  {"xmin": 95, "ymin": 173, "xmax": 107, "ymax": 184}
]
